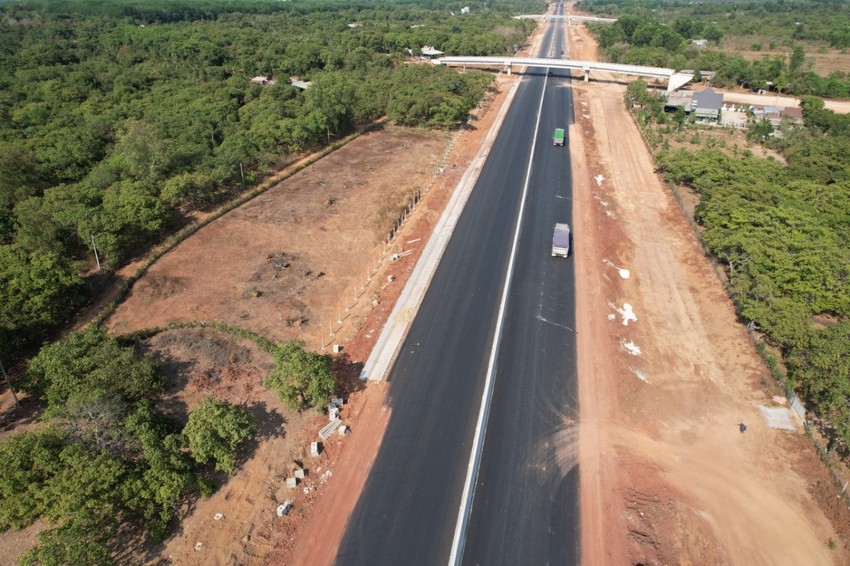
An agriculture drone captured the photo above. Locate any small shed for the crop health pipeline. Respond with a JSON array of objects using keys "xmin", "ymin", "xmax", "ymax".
[
  {"xmin": 289, "ymin": 77, "xmax": 312, "ymax": 90},
  {"xmin": 421, "ymin": 45, "xmax": 444, "ymax": 58},
  {"xmin": 664, "ymin": 90, "xmax": 693, "ymax": 112},
  {"xmin": 781, "ymin": 106, "xmax": 804, "ymax": 125},
  {"xmin": 691, "ymin": 87, "xmax": 723, "ymax": 120}
]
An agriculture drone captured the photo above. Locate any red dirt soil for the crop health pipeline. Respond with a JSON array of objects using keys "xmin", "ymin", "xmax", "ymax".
[
  {"xmin": 566, "ymin": 3, "xmax": 850, "ymax": 564},
  {"xmin": 4, "ymin": 7, "xmax": 848, "ymax": 565}
]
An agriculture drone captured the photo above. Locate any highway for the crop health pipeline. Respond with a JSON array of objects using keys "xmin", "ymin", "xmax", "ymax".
[{"xmin": 337, "ymin": 5, "xmax": 578, "ymax": 565}]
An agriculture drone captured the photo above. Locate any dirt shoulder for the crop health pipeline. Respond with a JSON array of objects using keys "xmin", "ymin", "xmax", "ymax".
[{"xmin": 567, "ymin": 5, "xmax": 850, "ymax": 564}]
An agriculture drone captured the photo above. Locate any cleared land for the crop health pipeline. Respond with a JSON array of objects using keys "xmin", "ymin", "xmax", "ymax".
[
  {"xmin": 722, "ymin": 35, "xmax": 850, "ymax": 77},
  {"xmin": 567, "ymin": 8, "xmax": 850, "ymax": 564},
  {"xmin": 102, "ymin": 127, "xmax": 452, "ymax": 564},
  {"xmin": 106, "ymin": 129, "xmax": 448, "ymax": 345}
]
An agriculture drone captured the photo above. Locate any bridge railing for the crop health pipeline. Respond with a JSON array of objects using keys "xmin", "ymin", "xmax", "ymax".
[{"xmin": 435, "ymin": 56, "xmax": 674, "ymax": 80}]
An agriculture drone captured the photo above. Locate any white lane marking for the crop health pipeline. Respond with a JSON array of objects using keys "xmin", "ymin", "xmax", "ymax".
[{"xmin": 448, "ymin": 70, "xmax": 551, "ymax": 566}]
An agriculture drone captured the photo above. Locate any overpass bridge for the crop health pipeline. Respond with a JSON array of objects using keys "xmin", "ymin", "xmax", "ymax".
[
  {"xmin": 515, "ymin": 14, "xmax": 617, "ymax": 23},
  {"xmin": 434, "ymin": 56, "xmax": 694, "ymax": 92}
]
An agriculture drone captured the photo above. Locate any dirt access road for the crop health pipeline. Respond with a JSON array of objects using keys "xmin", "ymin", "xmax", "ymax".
[{"xmin": 566, "ymin": 4, "xmax": 850, "ymax": 564}]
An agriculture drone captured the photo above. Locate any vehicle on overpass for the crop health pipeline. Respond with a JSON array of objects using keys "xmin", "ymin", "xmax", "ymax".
[
  {"xmin": 553, "ymin": 128, "xmax": 565, "ymax": 146},
  {"xmin": 552, "ymin": 223, "xmax": 571, "ymax": 257}
]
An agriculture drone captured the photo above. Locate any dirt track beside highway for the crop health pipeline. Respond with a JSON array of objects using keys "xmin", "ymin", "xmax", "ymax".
[{"xmin": 567, "ymin": 5, "xmax": 850, "ymax": 563}]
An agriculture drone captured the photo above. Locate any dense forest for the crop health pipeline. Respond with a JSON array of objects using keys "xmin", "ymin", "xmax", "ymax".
[
  {"xmin": 0, "ymin": 1, "xmax": 540, "ymax": 561},
  {"xmin": 578, "ymin": 0, "xmax": 850, "ymax": 97},
  {"xmin": 0, "ymin": 0, "xmax": 540, "ymax": 360}
]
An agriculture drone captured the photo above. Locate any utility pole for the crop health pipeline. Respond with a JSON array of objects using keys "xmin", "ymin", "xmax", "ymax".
[
  {"xmin": 239, "ymin": 162, "xmax": 246, "ymax": 192},
  {"xmin": 0, "ymin": 360, "xmax": 19, "ymax": 409},
  {"xmin": 91, "ymin": 234, "xmax": 101, "ymax": 271}
]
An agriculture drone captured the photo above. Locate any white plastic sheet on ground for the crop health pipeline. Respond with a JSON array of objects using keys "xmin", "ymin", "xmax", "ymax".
[
  {"xmin": 618, "ymin": 303, "xmax": 637, "ymax": 326},
  {"xmin": 758, "ymin": 405, "xmax": 797, "ymax": 431},
  {"xmin": 603, "ymin": 259, "xmax": 630, "ymax": 279},
  {"xmin": 620, "ymin": 340, "xmax": 641, "ymax": 356},
  {"xmin": 607, "ymin": 301, "xmax": 637, "ymax": 326}
]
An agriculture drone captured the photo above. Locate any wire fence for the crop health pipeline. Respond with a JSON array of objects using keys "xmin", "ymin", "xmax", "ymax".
[{"xmin": 318, "ymin": 129, "xmax": 462, "ymax": 352}]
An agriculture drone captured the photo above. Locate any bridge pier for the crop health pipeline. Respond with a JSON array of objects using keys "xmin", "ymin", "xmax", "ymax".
[
  {"xmin": 505, "ymin": 63, "xmax": 512, "ymax": 75},
  {"xmin": 583, "ymin": 66, "xmax": 590, "ymax": 82}
]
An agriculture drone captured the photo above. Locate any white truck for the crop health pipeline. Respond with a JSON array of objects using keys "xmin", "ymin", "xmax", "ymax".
[{"xmin": 551, "ymin": 223, "xmax": 571, "ymax": 257}]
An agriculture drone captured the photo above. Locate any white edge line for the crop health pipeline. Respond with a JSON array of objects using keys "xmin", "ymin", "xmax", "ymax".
[{"xmin": 448, "ymin": 70, "xmax": 550, "ymax": 565}]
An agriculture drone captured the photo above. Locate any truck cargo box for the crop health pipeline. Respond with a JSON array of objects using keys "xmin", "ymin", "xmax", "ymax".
[
  {"xmin": 552, "ymin": 223, "xmax": 570, "ymax": 257},
  {"xmin": 553, "ymin": 128, "xmax": 565, "ymax": 146}
]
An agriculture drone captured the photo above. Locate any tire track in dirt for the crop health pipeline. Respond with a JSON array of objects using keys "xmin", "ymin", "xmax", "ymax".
[{"xmin": 566, "ymin": 3, "xmax": 848, "ymax": 562}]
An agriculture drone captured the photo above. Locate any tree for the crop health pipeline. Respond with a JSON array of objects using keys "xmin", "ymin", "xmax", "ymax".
[
  {"xmin": 24, "ymin": 327, "xmax": 161, "ymax": 416},
  {"xmin": 107, "ymin": 120, "xmax": 169, "ymax": 182},
  {"xmin": 40, "ymin": 442, "xmax": 124, "ymax": 525},
  {"xmin": 304, "ymin": 72, "xmax": 359, "ymax": 135},
  {"xmin": 0, "ymin": 244, "xmax": 87, "ymax": 356},
  {"xmin": 122, "ymin": 400, "xmax": 203, "ymax": 537},
  {"xmin": 0, "ymin": 428, "xmax": 123, "ymax": 565},
  {"xmin": 748, "ymin": 119, "xmax": 774, "ymax": 142},
  {"xmin": 0, "ymin": 429, "xmax": 66, "ymax": 530},
  {"xmin": 183, "ymin": 397, "xmax": 254, "ymax": 474},
  {"xmin": 0, "ymin": 144, "xmax": 46, "ymax": 206},
  {"xmin": 788, "ymin": 323, "xmax": 850, "ymax": 444},
  {"xmin": 19, "ymin": 514, "xmax": 115, "ymax": 566},
  {"xmin": 789, "ymin": 44, "xmax": 806, "ymax": 75},
  {"xmin": 160, "ymin": 172, "xmax": 217, "ymax": 209},
  {"xmin": 264, "ymin": 340, "xmax": 336, "ymax": 411}
]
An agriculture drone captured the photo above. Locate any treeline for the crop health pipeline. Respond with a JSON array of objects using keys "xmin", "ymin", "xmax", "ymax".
[
  {"xmin": 578, "ymin": 0, "xmax": 850, "ymax": 48},
  {"xmin": 0, "ymin": 326, "xmax": 334, "ymax": 563},
  {"xmin": 578, "ymin": 0, "xmax": 850, "ymax": 98},
  {"xmin": 0, "ymin": 0, "xmax": 539, "ymax": 357},
  {"xmin": 652, "ymin": 98, "xmax": 850, "ymax": 447}
]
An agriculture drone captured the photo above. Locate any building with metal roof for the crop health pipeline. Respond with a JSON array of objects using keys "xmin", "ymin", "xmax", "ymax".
[{"xmin": 691, "ymin": 87, "xmax": 723, "ymax": 120}]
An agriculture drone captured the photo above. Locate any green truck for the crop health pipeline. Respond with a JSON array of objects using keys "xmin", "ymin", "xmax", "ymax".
[{"xmin": 553, "ymin": 128, "xmax": 565, "ymax": 146}]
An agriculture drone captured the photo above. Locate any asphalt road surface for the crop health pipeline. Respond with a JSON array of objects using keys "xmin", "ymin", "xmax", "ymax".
[{"xmin": 337, "ymin": 8, "xmax": 578, "ymax": 565}]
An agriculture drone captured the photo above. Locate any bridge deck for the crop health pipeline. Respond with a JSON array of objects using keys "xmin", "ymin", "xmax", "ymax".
[{"xmin": 435, "ymin": 56, "xmax": 691, "ymax": 91}]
